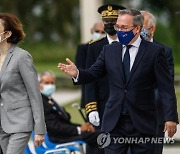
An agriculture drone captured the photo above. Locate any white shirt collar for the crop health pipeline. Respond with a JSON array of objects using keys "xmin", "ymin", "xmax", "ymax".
[
  {"xmin": 107, "ymin": 34, "xmax": 119, "ymax": 44},
  {"xmin": 150, "ymin": 38, "xmax": 153, "ymax": 42},
  {"xmin": 122, "ymin": 35, "xmax": 142, "ymax": 48},
  {"xmin": 131, "ymin": 35, "xmax": 142, "ymax": 48}
]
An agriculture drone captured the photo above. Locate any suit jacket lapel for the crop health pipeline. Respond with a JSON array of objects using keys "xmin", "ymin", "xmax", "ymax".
[
  {"xmin": 104, "ymin": 37, "xmax": 109, "ymax": 44},
  {"xmin": 0, "ymin": 45, "xmax": 15, "ymax": 80},
  {"xmin": 115, "ymin": 43, "xmax": 125, "ymax": 82},
  {"xmin": 125, "ymin": 40, "xmax": 147, "ymax": 86}
]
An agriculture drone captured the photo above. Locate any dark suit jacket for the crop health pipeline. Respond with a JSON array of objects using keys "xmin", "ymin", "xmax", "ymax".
[
  {"xmin": 76, "ymin": 39, "xmax": 178, "ymax": 135},
  {"xmin": 42, "ymin": 94, "xmax": 80, "ymax": 142},
  {"xmin": 75, "ymin": 43, "xmax": 89, "ymax": 70},
  {"xmin": 75, "ymin": 43, "xmax": 89, "ymax": 108},
  {"xmin": 85, "ymin": 37, "xmax": 109, "ymax": 120},
  {"xmin": 154, "ymin": 41, "xmax": 174, "ymax": 80},
  {"xmin": 154, "ymin": 41, "xmax": 174, "ymax": 125},
  {"xmin": 42, "ymin": 94, "xmax": 101, "ymax": 146}
]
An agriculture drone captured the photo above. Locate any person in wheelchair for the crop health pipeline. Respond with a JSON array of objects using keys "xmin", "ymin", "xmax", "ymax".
[{"xmin": 39, "ymin": 71, "xmax": 104, "ymax": 154}]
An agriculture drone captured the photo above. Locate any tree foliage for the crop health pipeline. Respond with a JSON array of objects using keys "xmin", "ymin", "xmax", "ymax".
[
  {"xmin": 0, "ymin": 0, "xmax": 179, "ymax": 50},
  {"xmin": 141, "ymin": 0, "xmax": 180, "ymax": 40},
  {"xmin": 0, "ymin": 0, "xmax": 79, "ymax": 43}
]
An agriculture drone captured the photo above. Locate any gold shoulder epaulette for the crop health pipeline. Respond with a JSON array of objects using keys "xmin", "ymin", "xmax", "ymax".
[
  {"xmin": 85, "ymin": 102, "xmax": 97, "ymax": 115},
  {"xmin": 89, "ymin": 37, "xmax": 104, "ymax": 44}
]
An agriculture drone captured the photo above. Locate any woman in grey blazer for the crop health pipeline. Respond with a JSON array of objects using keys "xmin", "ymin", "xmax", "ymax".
[{"xmin": 0, "ymin": 13, "xmax": 46, "ymax": 154}]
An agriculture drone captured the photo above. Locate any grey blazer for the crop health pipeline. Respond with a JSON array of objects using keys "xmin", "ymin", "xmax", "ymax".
[{"xmin": 0, "ymin": 45, "xmax": 46, "ymax": 135}]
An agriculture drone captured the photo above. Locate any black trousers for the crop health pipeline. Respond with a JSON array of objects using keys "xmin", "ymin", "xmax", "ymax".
[
  {"xmin": 105, "ymin": 115, "xmax": 156, "ymax": 154},
  {"xmin": 0, "ymin": 146, "xmax": 2, "ymax": 154},
  {"xmin": 155, "ymin": 124, "xmax": 164, "ymax": 154}
]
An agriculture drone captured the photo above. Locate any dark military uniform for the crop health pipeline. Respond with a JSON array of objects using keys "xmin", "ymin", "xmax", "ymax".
[
  {"xmin": 75, "ymin": 43, "xmax": 89, "ymax": 108},
  {"xmin": 84, "ymin": 4, "xmax": 125, "ymax": 127},
  {"xmin": 85, "ymin": 37, "xmax": 109, "ymax": 123}
]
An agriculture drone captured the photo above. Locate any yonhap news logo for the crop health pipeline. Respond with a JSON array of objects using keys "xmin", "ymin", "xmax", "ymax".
[
  {"xmin": 97, "ymin": 132, "xmax": 175, "ymax": 149},
  {"xmin": 97, "ymin": 132, "xmax": 111, "ymax": 148}
]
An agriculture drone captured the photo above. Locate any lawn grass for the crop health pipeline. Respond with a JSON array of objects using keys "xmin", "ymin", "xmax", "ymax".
[
  {"xmin": 33, "ymin": 62, "xmax": 65, "ymax": 76},
  {"xmin": 175, "ymin": 65, "xmax": 180, "ymax": 75},
  {"xmin": 63, "ymin": 99, "xmax": 85, "ymax": 125},
  {"xmin": 176, "ymin": 90, "xmax": 180, "ymax": 119},
  {"xmin": 19, "ymin": 41, "xmax": 76, "ymax": 74}
]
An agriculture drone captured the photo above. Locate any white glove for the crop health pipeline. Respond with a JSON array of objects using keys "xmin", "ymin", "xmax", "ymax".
[{"xmin": 88, "ymin": 111, "xmax": 100, "ymax": 126}]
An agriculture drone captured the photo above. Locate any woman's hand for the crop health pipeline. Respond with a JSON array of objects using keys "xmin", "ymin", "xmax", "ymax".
[{"xmin": 34, "ymin": 134, "xmax": 44, "ymax": 147}]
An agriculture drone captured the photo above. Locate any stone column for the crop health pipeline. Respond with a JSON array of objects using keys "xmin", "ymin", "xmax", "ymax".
[{"xmin": 80, "ymin": 0, "xmax": 103, "ymax": 43}]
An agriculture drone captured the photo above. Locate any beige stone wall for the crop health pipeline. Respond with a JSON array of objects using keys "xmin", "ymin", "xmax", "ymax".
[{"xmin": 80, "ymin": 0, "xmax": 103, "ymax": 43}]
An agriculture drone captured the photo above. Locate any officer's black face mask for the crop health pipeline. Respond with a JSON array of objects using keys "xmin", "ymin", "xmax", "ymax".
[{"xmin": 104, "ymin": 23, "xmax": 117, "ymax": 36}]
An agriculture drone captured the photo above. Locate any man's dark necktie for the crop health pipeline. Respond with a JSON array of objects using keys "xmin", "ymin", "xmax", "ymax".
[
  {"xmin": 123, "ymin": 45, "xmax": 132, "ymax": 82},
  {"xmin": 111, "ymin": 41, "xmax": 118, "ymax": 44},
  {"xmin": 122, "ymin": 45, "xmax": 132, "ymax": 115}
]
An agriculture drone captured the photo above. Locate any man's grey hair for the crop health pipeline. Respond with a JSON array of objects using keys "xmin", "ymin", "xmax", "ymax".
[
  {"xmin": 141, "ymin": 10, "xmax": 157, "ymax": 27},
  {"xmin": 119, "ymin": 9, "xmax": 144, "ymax": 28},
  {"xmin": 38, "ymin": 71, "xmax": 56, "ymax": 82}
]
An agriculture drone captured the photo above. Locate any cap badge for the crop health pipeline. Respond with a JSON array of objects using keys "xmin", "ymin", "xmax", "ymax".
[{"xmin": 108, "ymin": 5, "xmax": 112, "ymax": 11}]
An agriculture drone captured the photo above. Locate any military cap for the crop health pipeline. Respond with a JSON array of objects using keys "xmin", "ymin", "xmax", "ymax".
[{"xmin": 98, "ymin": 4, "xmax": 126, "ymax": 18}]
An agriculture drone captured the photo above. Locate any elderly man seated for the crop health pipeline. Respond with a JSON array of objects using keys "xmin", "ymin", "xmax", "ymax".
[{"xmin": 39, "ymin": 71, "xmax": 104, "ymax": 154}]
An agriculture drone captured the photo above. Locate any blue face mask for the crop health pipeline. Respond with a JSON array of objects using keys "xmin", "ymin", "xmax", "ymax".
[
  {"xmin": 117, "ymin": 29, "xmax": 135, "ymax": 45},
  {"xmin": 140, "ymin": 28, "xmax": 150, "ymax": 41},
  {"xmin": 92, "ymin": 32, "xmax": 105, "ymax": 41},
  {"xmin": 42, "ymin": 84, "xmax": 56, "ymax": 97}
]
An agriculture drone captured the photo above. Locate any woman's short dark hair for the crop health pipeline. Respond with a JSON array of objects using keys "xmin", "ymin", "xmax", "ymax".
[{"xmin": 0, "ymin": 13, "xmax": 25, "ymax": 44}]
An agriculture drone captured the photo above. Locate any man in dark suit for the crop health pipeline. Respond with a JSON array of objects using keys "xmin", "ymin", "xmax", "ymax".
[
  {"xmin": 140, "ymin": 11, "xmax": 175, "ymax": 154},
  {"xmin": 58, "ymin": 9, "xmax": 178, "ymax": 154},
  {"xmin": 85, "ymin": 4, "xmax": 125, "ymax": 128},
  {"xmin": 75, "ymin": 21, "xmax": 105, "ymax": 108},
  {"xmin": 39, "ymin": 71, "xmax": 104, "ymax": 154}
]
